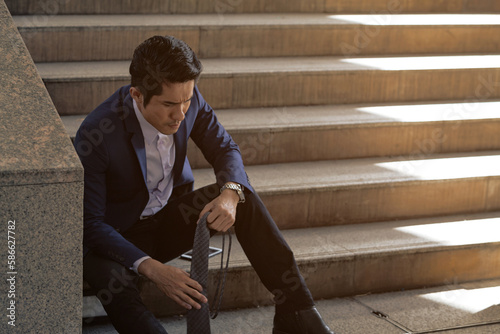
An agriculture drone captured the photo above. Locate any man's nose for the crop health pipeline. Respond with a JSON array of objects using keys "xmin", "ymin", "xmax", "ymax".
[{"xmin": 172, "ymin": 104, "xmax": 185, "ymax": 122}]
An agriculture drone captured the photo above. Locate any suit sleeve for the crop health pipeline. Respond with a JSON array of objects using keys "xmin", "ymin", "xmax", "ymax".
[
  {"xmin": 189, "ymin": 86, "xmax": 253, "ymax": 193},
  {"xmin": 75, "ymin": 122, "xmax": 148, "ymax": 268}
]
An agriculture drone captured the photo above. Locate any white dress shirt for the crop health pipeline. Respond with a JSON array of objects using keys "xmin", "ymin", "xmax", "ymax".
[{"xmin": 131, "ymin": 99, "xmax": 176, "ymax": 272}]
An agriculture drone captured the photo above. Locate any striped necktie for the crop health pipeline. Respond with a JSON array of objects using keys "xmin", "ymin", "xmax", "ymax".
[{"xmin": 187, "ymin": 213, "xmax": 211, "ymax": 334}]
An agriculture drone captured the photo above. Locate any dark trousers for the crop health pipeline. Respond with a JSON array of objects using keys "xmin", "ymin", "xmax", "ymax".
[{"xmin": 83, "ymin": 184, "xmax": 314, "ymax": 334}]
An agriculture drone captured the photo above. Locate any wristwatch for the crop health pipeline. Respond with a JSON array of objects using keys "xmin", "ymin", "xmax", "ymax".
[{"xmin": 220, "ymin": 183, "xmax": 245, "ymax": 203}]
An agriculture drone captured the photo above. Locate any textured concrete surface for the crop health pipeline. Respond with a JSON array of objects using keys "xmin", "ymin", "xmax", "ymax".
[
  {"xmin": 0, "ymin": 5, "xmax": 81, "ymax": 186},
  {"xmin": 14, "ymin": 13, "xmax": 500, "ymax": 61},
  {"xmin": 82, "ymin": 298, "xmax": 404, "ymax": 334},
  {"xmin": 0, "ymin": 182, "xmax": 83, "ymax": 333},
  {"xmin": 6, "ymin": 0, "xmax": 500, "ymax": 15},
  {"xmin": 191, "ymin": 151, "xmax": 500, "ymax": 227},
  {"xmin": 0, "ymin": 1, "xmax": 83, "ymax": 332},
  {"xmin": 36, "ymin": 55, "xmax": 500, "ymax": 114},
  {"xmin": 82, "ymin": 212, "xmax": 500, "ymax": 317},
  {"xmin": 23, "ymin": 13, "xmax": 500, "ymax": 27},
  {"xmin": 356, "ymin": 278, "xmax": 500, "ymax": 333},
  {"xmin": 82, "ymin": 279, "xmax": 500, "ymax": 333},
  {"xmin": 61, "ymin": 100, "xmax": 500, "ymax": 168},
  {"xmin": 36, "ymin": 54, "xmax": 500, "ymax": 79}
]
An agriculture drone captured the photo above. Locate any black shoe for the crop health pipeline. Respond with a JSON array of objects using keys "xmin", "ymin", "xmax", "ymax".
[{"xmin": 273, "ymin": 307, "xmax": 336, "ymax": 334}]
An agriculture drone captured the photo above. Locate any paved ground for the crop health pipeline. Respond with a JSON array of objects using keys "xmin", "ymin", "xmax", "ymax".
[{"xmin": 83, "ymin": 278, "xmax": 500, "ymax": 333}]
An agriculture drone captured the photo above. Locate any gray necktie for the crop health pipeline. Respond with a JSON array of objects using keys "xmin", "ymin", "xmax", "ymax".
[{"xmin": 186, "ymin": 213, "xmax": 211, "ymax": 334}]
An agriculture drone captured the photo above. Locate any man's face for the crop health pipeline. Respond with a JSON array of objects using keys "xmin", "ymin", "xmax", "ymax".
[{"xmin": 130, "ymin": 80, "xmax": 194, "ymax": 135}]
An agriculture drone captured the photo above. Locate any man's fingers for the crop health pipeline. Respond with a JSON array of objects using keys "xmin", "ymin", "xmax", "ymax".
[
  {"xmin": 207, "ymin": 210, "xmax": 234, "ymax": 231},
  {"xmin": 178, "ymin": 284, "xmax": 207, "ymax": 308},
  {"xmin": 162, "ymin": 280, "xmax": 207, "ymax": 310},
  {"xmin": 186, "ymin": 288, "xmax": 208, "ymax": 304},
  {"xmin": 207, "ymin": 205, "xmax": 231, "ymax": 222},
  {"xmin": 185, "ymin": 277, "xmax": 203, "ymax": 293},
  {"xmin": 180, "ymin": 290, "xmax": 203, "ymax": 310},
  {"xmin": 171, "ymin": 293, "xmax": 200, "ymax": 310},
  {"xmin": 180, "ymin": 276, "xmax": 207, "ymax": 303},
  {"xmin": 199, "ymin": 203, "xmax": 213, "ymax": 221},
  {"xmin": 207, "ymin": 209, "xmax": 220, "ymax": 224},
  {"xmin": 150, "ymin": 265, "xmax": 209, "ymax": 310}
]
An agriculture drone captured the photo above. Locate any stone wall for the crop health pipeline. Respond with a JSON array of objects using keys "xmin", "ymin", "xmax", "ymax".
[{"xmin": 0, "ymin": 1, "xmax": 83, "ymax": 332}]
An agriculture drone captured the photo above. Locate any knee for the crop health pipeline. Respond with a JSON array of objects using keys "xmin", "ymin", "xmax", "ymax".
[
  {"xmin": 84, "ymin": 252, "xmax": 139, "ymax": 296},
  {"xmin": 239, "ymin": 190, "xmax": 272, "ymax": 219}
]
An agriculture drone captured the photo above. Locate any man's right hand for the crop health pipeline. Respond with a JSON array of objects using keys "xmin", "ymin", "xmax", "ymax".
[{"xmin": 138, "ymin": 258, "xmax": 207, "ymax": 310}]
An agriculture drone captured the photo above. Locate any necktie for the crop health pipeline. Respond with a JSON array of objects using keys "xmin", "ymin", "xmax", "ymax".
[{"xmin": 187, "ymin": 213, "xmax": 211, "ymax": 334}]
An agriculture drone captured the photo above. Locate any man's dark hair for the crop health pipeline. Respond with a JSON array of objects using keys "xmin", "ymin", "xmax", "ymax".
[{"xmin": 129, "ymin": 35, "xmax": 203, "ymax": 106}]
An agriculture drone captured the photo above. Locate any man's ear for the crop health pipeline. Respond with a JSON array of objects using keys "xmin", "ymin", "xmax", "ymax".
[{"xmin": 129, "ymin": 86, "xmax": 143, "ymax": 105}]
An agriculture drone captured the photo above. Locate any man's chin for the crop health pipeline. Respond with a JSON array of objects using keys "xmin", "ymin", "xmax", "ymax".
[
  {"xmin": 159, "ymin": 125, "xmax": 180, "ymax": 135},
  {"xmin": 159, "ymin": 129, "xmax": 177, "ymax": 135}
]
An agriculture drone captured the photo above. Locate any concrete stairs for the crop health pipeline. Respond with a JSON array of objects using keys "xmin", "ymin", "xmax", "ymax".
[
  {"xmin": 83, "ymin": 212, "xmax": 500, "ymax": 321},
  {"xmin": 62, "ymin": 100, "xmax": 500, "ymax": 167},
  {"xmin": 83, "ymin": 278, "xmax": 500, "ymax": 333},
  {"xmin": 7, "ymin": 0, "xmax": 500, "ymax": 15},
  {"xmin": 7, "ymin": 0, "xmax": 500, "ymax": 328},
  {"xmin": 33, "ymin": 55, "xmax": 500, "ymax": 114},
  {"xmin": 12, "ymin": 14, "xmax": 500, "ymax": 62}
]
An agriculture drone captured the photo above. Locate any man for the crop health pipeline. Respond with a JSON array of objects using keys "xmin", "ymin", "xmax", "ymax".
[{"xmin": 75, "ymin": 35, "xmax": 335, "ymax": 334}]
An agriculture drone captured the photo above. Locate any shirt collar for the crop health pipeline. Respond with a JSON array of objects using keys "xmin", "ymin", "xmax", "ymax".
[{"xmin": 133, "ymin": 99, "xmax": 160, "ymax": 145}]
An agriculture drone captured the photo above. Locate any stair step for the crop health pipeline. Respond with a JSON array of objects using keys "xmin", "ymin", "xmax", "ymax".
[
  {"xmin": 7, "ymin": 0, "xmax": 500, "ymax": 15},
  {"xmin": 38, "ymin": 54, "xmax": 500, "ymax": 115},
  {"xmin": 189, "ymin": 101, "xmax": 500, "ymax": 167},
  {"xmin": 14, "ymin": 14, "xmax": 500, "ymax": 61},
  {"xmin": 82, "ymin": 212, "xmax": 500, "ymax": 318},
  {"xmin": 83, "ymin": 278, "xmax": 500, "ymax": 334},
  {"xmin": 62, "ymin": 100, "xmax": 500, "ymax": 167},
  {"xmin": 193, "ymin": 152, "xmax": 500, "ymax": 227}
]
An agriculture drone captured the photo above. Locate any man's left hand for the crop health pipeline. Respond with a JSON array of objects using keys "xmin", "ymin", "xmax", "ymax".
[{"xmin": 199, "ymin": 183, "xmax": 239, "ymax": 232}]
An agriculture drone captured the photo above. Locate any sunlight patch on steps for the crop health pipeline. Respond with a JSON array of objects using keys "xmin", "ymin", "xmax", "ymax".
[
  {"xmin": 375, "ymin": 154, "xmax": 500, "ymax": 180},
  {"xmin": 328, "ymin": 14, "xmax": 500, "ymax": 26},
  {"xmin": 340, "ymin": 55, "xmax": 500, "ymax": 71},
  {"xmin": 357, "ymin": 101, "xmax": 500, "ymax": 123},
  {"xmin": 395, "ymin": 217, "xmax": 500, "ymax": 246},
  {"xmin": 420, "ymin": 285, "xmax": 500, "ymax": 314}
]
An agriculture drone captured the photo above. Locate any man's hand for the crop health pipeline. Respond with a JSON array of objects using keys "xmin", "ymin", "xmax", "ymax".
[
  {"xmin": 199, "ymin": 183, "xmax": 239, "ymax": 232},
  {"xmin": 138, "ymin": 258, "xmax": 207, "ymax": 310}
]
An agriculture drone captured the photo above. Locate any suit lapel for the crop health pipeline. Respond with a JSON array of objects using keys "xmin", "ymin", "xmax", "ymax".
[{"xmin": 122, "ymin": 94, "xmax": 148, "ymax": 185}]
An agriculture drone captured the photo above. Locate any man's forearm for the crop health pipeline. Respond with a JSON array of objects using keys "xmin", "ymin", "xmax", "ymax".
[{"xmin": 137, "ymin": 258, "xmax": 162, "ymax": 278}]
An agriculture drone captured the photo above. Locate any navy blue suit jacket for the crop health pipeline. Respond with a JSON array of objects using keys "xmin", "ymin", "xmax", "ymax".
[{"xmin": 74, "ymin": 85, "xmax": 252, "ymax": 268}]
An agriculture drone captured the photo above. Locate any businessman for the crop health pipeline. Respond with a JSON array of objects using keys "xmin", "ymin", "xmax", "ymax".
[{"xmin": 75, "ymin": 35, "xmax": 335, "ymax": 334}]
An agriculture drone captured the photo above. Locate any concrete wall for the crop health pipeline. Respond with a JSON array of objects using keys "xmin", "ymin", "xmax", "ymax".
[{"xmin": 0, "ymin": 1, "xmax": 83, "ymax": 333}]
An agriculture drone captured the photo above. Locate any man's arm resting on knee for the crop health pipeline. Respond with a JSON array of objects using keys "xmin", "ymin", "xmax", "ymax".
[{"xmin": 138, "ymin": 258, "xmax": 208, "ymax": 310}]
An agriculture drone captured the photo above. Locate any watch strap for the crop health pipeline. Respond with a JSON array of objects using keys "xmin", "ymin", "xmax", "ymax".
[{"xmin": 220, "ymin": 183, "xmax": 245, "ymax": 203}]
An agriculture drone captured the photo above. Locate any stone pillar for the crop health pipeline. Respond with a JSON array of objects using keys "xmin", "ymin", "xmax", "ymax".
[{"xmin": 0, "ymin": 1, "xmax": 84, "ymax": 333}]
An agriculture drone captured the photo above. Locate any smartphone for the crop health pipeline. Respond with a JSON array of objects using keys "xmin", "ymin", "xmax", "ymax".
[{"xmin": 180, "ymin": 247, "xmax": 222, "ymax": 260}]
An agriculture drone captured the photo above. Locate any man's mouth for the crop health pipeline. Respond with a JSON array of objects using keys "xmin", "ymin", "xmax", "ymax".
[{"xmin": 168, "ymin": 122, "xmax": 181, "ymax": 129}]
